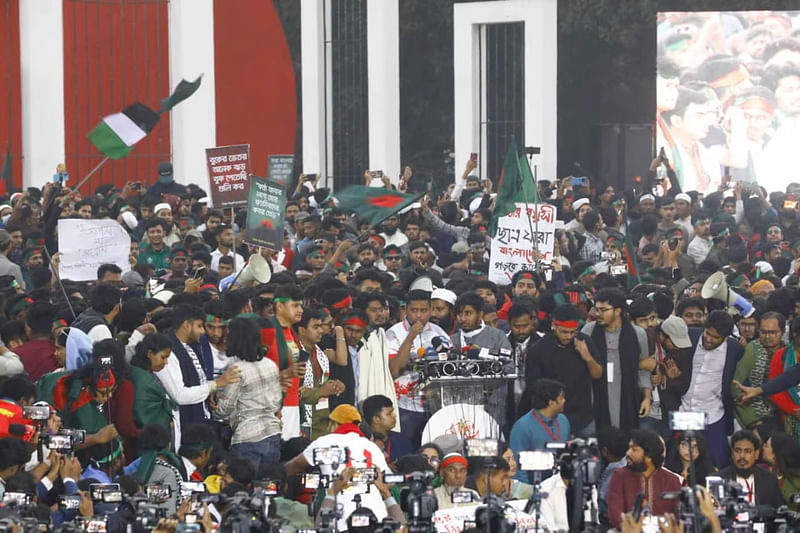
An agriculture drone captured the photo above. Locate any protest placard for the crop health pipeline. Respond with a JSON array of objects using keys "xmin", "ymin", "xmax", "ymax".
[
  {"xmin": 206, "ymin": 144, "xmax": 250, "ymax": 207},
  {"xmin": 267, "ymin": 154, "xmax": 295, "ymax": 186},
  {"xmin": 243, "ymin": 175, "xmax": 286, "ymax": 251},
  {"xmin": 488, "ymin": 203, "xmax": 556, "ymax": 285},
  {"xmin": 58, "ymin": 219, "xmax": 131, "ymax": 281}
]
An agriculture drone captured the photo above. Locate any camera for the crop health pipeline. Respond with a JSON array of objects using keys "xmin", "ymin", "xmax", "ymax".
[
  {"xmin": 670, "ymin": 411, "xmax": 706, "ymax": 431},
  {"xmin": 396, "ymin": 471, "xmax": 438, "ymax": 533},
  {"xmin": 98, "ymin": 356, "xmax": 112, "ymax": 368},
  {"xmin": 59, "ymin": 495, "xmax": 81, "ymax": 511},
  {"xmin": 351, "ymin": 468, "xmax": 377, "ymax": 485},
  {"xmin": 465, "ymin": 438, "xmax": 499, "ymax": 457},
  {"xmin": 22, "ymin": 405, "xmax": 50, "ymax": 421},
  {"xmin": 600, "ymin": 251, "xmax": 615, "ymax": 261},
  {"xmin": 253, "ymin": 479, "xmax": 279, "ymax": 496},
  {"xmin": 145, "ymin": 483, "xmax": 172, "ymax": 504}
]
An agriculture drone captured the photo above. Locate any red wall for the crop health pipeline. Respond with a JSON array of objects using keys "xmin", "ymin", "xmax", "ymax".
[
  {"xmin": 0, "ymin": 0, "xmax": 22, "ymax": 192},
  {"xmin": 213, "ymin": 0, "xmax": 297, "ymax": 178},
  {"xmin": 62, "ymin": 0, "xmax": 171, "ymax": 194}
]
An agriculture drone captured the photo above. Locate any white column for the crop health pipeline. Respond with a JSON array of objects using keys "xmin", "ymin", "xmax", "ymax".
[
  {"xmin": 168, "ymin": 0, "xmax": 216, "ymax": 194},
  {"xmin": 19, "ymin": 0, "xmax": 65, "ymax": 188},
  {"xmin": 367, "ymin": 0, "xmax": 400, "ymax": 184},
  {"xmin": 301, "ymin": 0, "xmax": 328, "ymax": 184},
  {"xmin": 453, "ymin": 9, "xmax": 482, "ymax": 180}
]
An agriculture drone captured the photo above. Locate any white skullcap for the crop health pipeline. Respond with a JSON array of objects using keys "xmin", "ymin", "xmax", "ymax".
[
  {"xmin": 431, "ymin": 288, "xmax": 457, "ymax": 306},
  {"xmin": 573, "ymin": 198, "xmax": 590, "ymax": 211},
  {"xmin": 639, "ymin": 194, "xmax": 655, "ymax": 203},
  {"xmin": 154, "ymin": 203, "xmax": 171, "ymax": 214},
  {"xmin": 675, "ymin": 193, "xmax": 691, "ymax": 204}
]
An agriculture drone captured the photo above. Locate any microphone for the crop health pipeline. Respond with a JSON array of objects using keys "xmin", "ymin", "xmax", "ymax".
[
  {"xmin": 465, "ymin": 345, "xmax": 512, "ymax": 361},
  {"xmin": 431, "ymin": 336, "xmax": 452, "ymax": 353}
]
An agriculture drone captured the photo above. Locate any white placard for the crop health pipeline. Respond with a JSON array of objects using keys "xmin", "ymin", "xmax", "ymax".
[
  {"xmin": 433, "ymin": 500, "xmax": 539, "ymax": 533},
  {"xmin": 58, "ymin": 219, "xmax": 131, "ymax": 281},
  {"xmin": 489, "ymin": 203, "xmax": 556, "ymax": 286}
]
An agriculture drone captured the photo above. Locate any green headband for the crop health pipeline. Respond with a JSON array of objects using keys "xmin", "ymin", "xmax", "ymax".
[
  {"xmin": 95, "ymin": 443, "xmax": 123, "ymax": 464},
  {"xmin": 577, "ymin": 266, "xmax": 595, "ymax": 280},
  {"xmin": 205, "ymin": 314, "xmax": 229, "ymax": 325},
  {"xmin": 273, "ymin": 297, "xmax": 297, "ymax": 303}
]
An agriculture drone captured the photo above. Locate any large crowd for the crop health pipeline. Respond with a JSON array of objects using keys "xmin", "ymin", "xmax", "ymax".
[{"xmin": 0, "ymin": 156, "xmax": 799, "ymax": 532}]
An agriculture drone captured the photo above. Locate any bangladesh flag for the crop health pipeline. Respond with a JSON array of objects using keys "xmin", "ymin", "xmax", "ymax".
[
  {"xmin": 87, "ymin": 103, "xmax": 160, "ymax": 159},
  {"xmin": 334, "ymin": 186, "xmax": 425, "ymax": 227},
  {"xmin": 490, "ymin": 142, "xmax": 538, "ymax": 235},
  {"xmin": 0, "ymin": 145, "xmax": 10, "ymax": 196},
  {"xmin": 160, "ymin": 75, "xmax": 202, "ymax": 113},
  {"xmin": 622, "ymin": 218, "xmax": 641, "ymax": 289}
]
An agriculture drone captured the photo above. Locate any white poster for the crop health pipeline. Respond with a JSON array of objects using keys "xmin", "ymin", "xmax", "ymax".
[
  {"xmin": 58, "ymin": 219, "xmax": 131, "ymax": 281},
  {"xmin": 488, "ymin": 203, "xmax": 555, "ymax": 286}
]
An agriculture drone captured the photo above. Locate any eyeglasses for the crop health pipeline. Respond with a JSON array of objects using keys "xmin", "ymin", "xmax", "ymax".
[{"xmin": 594, "ymin": 306, "xmax": 614, "ymax": 314}]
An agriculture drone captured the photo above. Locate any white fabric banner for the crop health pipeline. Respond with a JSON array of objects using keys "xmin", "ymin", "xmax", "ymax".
[
  {"xmin": 489, "ymin": 203, "xmax": 555, "ymax": 285},
  {"xmin": 58, "ymin": 219, "xmax": 131, "ymax": 281}
]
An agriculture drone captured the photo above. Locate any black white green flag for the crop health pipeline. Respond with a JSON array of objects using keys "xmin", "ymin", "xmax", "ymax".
[{"xmin": 86, "ymin": 103, "xmax": 160, "ymax": 160}]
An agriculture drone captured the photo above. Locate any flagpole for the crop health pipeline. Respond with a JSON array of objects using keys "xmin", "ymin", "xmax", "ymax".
[
  {"xmin": 513, "ymin": 147, "xmax": 542, "ymax": 274},
  {"xmin": 73, "ymin": 156, "xmax": 110, "ymax": 192}
]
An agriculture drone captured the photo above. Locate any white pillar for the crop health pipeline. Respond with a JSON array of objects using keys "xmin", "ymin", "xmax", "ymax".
[
  {"xmin": 19, "ymin": 0, "xmax": 65, "ymax": 188},
  {"xmin": 367, "ymin": 0, "xmax": 400, "ymax": 184},
  {"xmin": 168, "ymin": 0, "xmax": 217, "ymax": 194},
  {"xmin": 301, "ymin": 0, "xmax": 328, "ymax": 185},
  {"xmin": 453, "ymin": 9, "xmax": 482, "ymax": 179}
]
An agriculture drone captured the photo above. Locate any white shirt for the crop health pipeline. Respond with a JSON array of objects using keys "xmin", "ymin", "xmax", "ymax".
[
  {"xmin": 539, "ymin": 475, "xmax": 570, "ymax": 532},
  {"xmin": 687, "ymin": 236, "xmax": 712, "ymax": 265},
  {"xmin": 87, "ymin": 324, "xmax": 113, "ymax": 344},
  {"xmin": 156, "ymin": 344, "xmax": 213, "ymax": 447},
  {"xmin": 385, "ymin": 320, "xmax": 449, "ymax": 412},
  {"xmin": 736, "ymin": 474, "xmax": 755, "ymax": 503},
  {"xmin": 681, "ymin": 340, "xmax": 727, "ymax": 425},
  {"xmin": 210, "ymin": 249, "xmax": 245, "ymax": 272},
  {"xmin": 302, "ymin": 431, "xmax": 390, "ymax": 530},
  {"xmin": 209, "ymin": 343, "xmax": 233, "ymax": 378}
]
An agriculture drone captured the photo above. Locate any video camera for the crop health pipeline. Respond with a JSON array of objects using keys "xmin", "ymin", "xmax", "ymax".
[
  {"xmin": 390, "ymin": 471, "xmax": 437, "ymax": 533},
  {"xmin": 46, "ymin": 429, "xmax": 86, "ymax": 454}
]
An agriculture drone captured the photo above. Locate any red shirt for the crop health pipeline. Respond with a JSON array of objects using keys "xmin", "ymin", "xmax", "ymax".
[{"xmin": 16, "ymin": 340, "xmax": 59, "ymax": 381}]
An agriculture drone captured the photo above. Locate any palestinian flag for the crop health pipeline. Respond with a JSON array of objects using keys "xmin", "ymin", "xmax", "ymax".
[
  {"xmin": 160, "ymin": 75, "xmax": 203, "ymax": 113},
  {"xmin": 490, "ymin": 142, "xmax": 538, "ymax": 235},
  {"xmin": 87, "ymin": 103, "xmax": 160, "ymax": 159},
  {"xmin": 622, "ymin": 219, "xmax": 641, "ymax": 289},
  {"xmin": 334, "ymin": 186, "xmax": 425, "ymax": 227}
]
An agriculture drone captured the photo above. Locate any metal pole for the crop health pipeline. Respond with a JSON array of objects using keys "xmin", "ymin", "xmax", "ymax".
[{"xmin": 73, "ymin": 156, "xmax": 110, "ymax": 193}]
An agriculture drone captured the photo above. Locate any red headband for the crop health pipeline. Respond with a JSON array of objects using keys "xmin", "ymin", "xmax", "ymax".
[
  {"xmin": 537, "ymin": 310, "xmax": 547, "ymax": 320},
  {"xmin": 441, "ymin": 454, "xmax": 468, "ymax": 469},
  {"xmin": 553, "ymin": 320, "xmax": 579, "ymax": 329},
  {"xmin": 96, "ymin": 370, "xmax": 116, "ymax": 390},
  {"xmin": 343, "ymin": 317, "xmax": 367, "ymax": 329},
  {"xmin": 332, "ymin": 296, "xmax": 352, "ymax": 310}
]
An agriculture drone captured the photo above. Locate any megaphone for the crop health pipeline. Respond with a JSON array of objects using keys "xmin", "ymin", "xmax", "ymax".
[
  {"xmin": 409, "ymin": 275, "xmax": 437, "ymax": 293},
  {"xmin": 220, "ymin": 253, "xmax": 272, "ymax": 291},
  {"xmin": 701, "ymin": 271, "xmax": 754, "ymax": 317}
]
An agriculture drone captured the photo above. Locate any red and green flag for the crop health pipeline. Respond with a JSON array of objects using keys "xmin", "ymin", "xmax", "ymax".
[
  {"xmin": 334, "ymin": 186, "xmax": 425, "ymax": 227},
  {"xmin": 0, "ymin": 145, "xmax": 10, "ymax": 196},
  {"xmin": 490, "ymin": 142, "xmax": 538, "ymax": 235},
  {"xmin": 622, "ymin": 219, "xmax": 641, "ymax": 289}
]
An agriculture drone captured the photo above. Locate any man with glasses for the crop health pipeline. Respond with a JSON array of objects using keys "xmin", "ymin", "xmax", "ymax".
[
  {"xmin": 732, "ymin": 312, "xmax": 784, "ymax": 431},
  {"xmin": 521, "ymin": 304, "xmax": 602, "ymax": 437},
  {"xmin": 381, "ymin": 245, "xmax": 405, "ymax": 281},
  {"xmin": 681, "ymin": 310, "xmax": 743, "ymax": 467},
  {"xmin": 677, "ymin": 297, "xmax": 707, "ymax": 328},
  {"xmin": 581, "ymin": 288, "xmax": 651, "ymax": 432}
]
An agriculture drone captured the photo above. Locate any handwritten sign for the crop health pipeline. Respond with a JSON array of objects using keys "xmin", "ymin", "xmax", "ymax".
[
  {"xmin": 206, "ymin": 144, "xmax": 251, "ymax": 207},
  {"xmin": 433, "ymin": 500, "xmax": 539, "ymax": 533},
  {"xmin": 243, "ymin": 175, "xmax": 286, "ymax": 251},
  {"xmin": 267, "ymin": 154, "xmax": 295, "ymax": 186},
  {"xmin": 488, "ymin": 203, "xmax": 556, "ymax": 285},
  {"xmin": 58, "ymin": 219, "xmax": 131, "ymax": 281}
]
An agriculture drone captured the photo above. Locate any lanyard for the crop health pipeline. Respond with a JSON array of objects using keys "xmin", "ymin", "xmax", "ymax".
[
  {"xmin": 531, "ymin": 409, "xmax": 561, "ymax": 441},
  {"xmin": 743, "ymin": 478, "xmax": 753, "ymax": 503}
]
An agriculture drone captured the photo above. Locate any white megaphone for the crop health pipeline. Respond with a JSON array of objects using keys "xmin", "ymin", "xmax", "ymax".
[
  {"xmin": 219, "ymin": 253, "xmax": 272, "ymax": 291},
  {"xmin": 701, "ymin": 271, "xmax": 754, "ymax": 317}
]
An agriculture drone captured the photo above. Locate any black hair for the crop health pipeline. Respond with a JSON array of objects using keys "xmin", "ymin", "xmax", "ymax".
[
  {"xmin": 665, "ymin": 432, "xmax": 715, "ymax": 485},
  {"xmin": 297, "ymin": 307, "xmax": 325, "ymax": 330},
  {"xmin": 582, "ymin": 210, "xmax": 601, "ymax": 233},
  {"xmin": 0, "ymin": 438, "xmax": 33, "ymax": 470},
  {"xmin": 0, "ymin": 376, "xmax": 36, "ymax": 402},
  {"xmin": 731, "ymin": 429, "xmax": 761, "ymax": 450},
  {"xmin": 630, "ymin": 429, "xmax": 665, "ymax": 468},
  {"xmin": 628, "ymin": 297, "xmax": 655, "ymax": 320},
  {"xmin": 171, "ymin": 304, "xmax": 204, "ymax": 331},
  {"xmin": 227, "ymin": 456, "xmax": 256, "ymax": 486},
  {"xmin": 406, "ymin": 290, "xmax": 431, "ymax": 305},
  {"xmin": 226, "ymin": 317, "xmax": 263, "ymax": 362},
  {"xmin": 25, "ymin": 301, "xmax": 55, "ymax": 335},
  {"xmin": 362, "ymin": 395, "xmax": 393, "ymax": 427},
  {"xmin": 115, "ymin": 298, "xmax": 147, "ymax": 333},
  {"xmin": 222, "ymin": 290, "xmax": 250, "ymax": 317},
  {"xmin": 770, "ymin": 433, "xmax": 800, "ymax": 477},
  {"xmin": 131, "ymin": 333, "xmax": 172, "ymax": 371},
  {"xmin": 677, "ymin": 297, "xmax": 706, "ymax": 315},
  {"xmin": 97, "ymin": 263, "xmax": 122, "ymax": 280},
  {"xmin": 767, "ymin": 288, "xmax": 795, "ymax": 319},
  {"xmin": 418, "ymin": 442, "xmax": 444, "ymax": 458},
  {"xmin": 455, "ymin": 291, "xmax": 484, "ymax": 314},
  {"xmin": 179, "ymin": 423, "xmax": 218, "ymax": 459},
  {"xmin": 396, "ymin": 454, "xmax": 435, "ymax": 474},
  {"xmin": 138, "ymin": 423, "xmax": 173, "ymax": 452},
  {"xmin": 145, "ymin": 218, "xmax": 168, "ymax": 233},
  {"xmin": 0, "ymin": 320, "xmax": 25, "ymax": 346},
  {"xmin": 596, "ymin": 426, "xmax": 629, "ymax": 460},
  {"xmin": 552, "ymin": 303, "xmax": 581, "ymax": 322},
  {"xmin": 705, "ymin": 309, "xmax": 735, "ymax": 338},
  {"xmin": 89, "ymin": 283, "xmax": 122, "ymax": 315},
  {"xmin": 507, "ymin": 302, "xmax": 534, "ymax": 322},
  {"xmin": 190, "ymin": 250, "xmax": 212, "ymax": 266},
  {"xmin": 93, "ymin": 338, "xmax": 130, "ymax": 380},
  {"xmin": 274, "ymin": 284, "xmax": 303, "ymax": 302},
  {"xmin": 257, "ymin": 462, "xmax": 287, "ymax": 495},
  {"xmin": 641, "ymin": 214, "xmax": 659, "ymax": 236},
  {"xmin": 218, "ymin": 255, "xmax": 234, "ymax": 267},
  {"xmin": 691, "ymin": 208, "xmax": 712, "ymax": 226},
  {"xmin": 594, "ymin": 288, "xmax": 626, "ymax": 311},
  {"xmin": 760, "ymin": 311, "xmax": 787, "ymax": 333},
  {"xmin": 355, "ymin": 292, "xmax": 388, "ymax": 310},
  {"xmin": 531, "ymin": 378, "xmax": 564, "ymax": 410},
  {"xmin": 29, "ymin": 267, "xmax": 52, "ymax": 290}
]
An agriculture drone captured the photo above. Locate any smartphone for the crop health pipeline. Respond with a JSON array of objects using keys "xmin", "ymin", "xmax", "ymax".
[
  {"xmin": 519, "ymin": 450, "xmax": 555, "ymax": 471},
  {"xmin": 305, "ymin": 173, "xmax": 317, "ymax": 181},
  {"xmin": 352, "ymin": 468, "xmax": 377, "ymax": 484},
  {"xmin": 570, "ymin": 176, "xmax": 587, "ymax": 187},
  {"xmin": 90, "ymin": 483, "xmax": 120, "ymax": 501},
  {"xmin": 145, "ymin": 483, "xmax": 173, "ymax": 504},
  {"xmin": 369, "ymin": 170, "xmax": 384, "ymax": 187},
  {"xmin": 297, "ymin": 349, "xmax": 310, "ymax": 364},
  {"xmin": 193, "ymin": 266, "xmax": 206, "ymax": 280},
  {"xmin": 470, "ymin": 152, "xmax": 478, "ymax": 162},
  {"xmin": 670, "ymin": 411, "xmax": 706, "ymax": 431},
  {"xmin": 86, "ymin": 516, "xmax": 108, "ymax": 533},
  {"xmin": 302, "ymin": 473, "xmax": 321, "ymax": 490},
  {"xmin": 22, "ymin": 405, "xmax": 50, "ymax": 421}
]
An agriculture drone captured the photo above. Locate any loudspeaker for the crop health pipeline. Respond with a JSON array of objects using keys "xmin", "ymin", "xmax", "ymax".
[
  {"xmin": 219, "ymin": 253, "xmax": 272, "ymax": 291},
  {"xmin": 701, "ymin": 271, "xmax": 754, "ymax": 317}
]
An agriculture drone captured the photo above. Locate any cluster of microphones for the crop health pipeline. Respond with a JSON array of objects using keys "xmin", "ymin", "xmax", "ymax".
[{"xmin": 414, "ymin": 337, "xmax": 514, "ymax": 378}]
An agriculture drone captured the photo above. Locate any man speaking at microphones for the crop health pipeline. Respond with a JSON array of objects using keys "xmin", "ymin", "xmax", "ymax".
[
  {"xmin": 386, "ymin": 289, "xmax": 449, "ymax": 449},
  {"xmin": 450, "ymin": 291, "xmax": 512, "ymax": 353}
]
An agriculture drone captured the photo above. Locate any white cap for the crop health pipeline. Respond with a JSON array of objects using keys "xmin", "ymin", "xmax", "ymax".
[
  {"xmin": 639, "ymin": 194, "xmax": 655, "ymax": 203},
  {"xmin": 121, "ymin": 211, "xmax": 138, "ymax": 231},
  {"xmin": 573, "ymin": 198, "xmax": 590, "ymax": 211},
  {"xmin": 154, "ymin": 202, "xmax": 171, "ymax": 214},
  {"xmin": 198, "ymin": 197, "xmax": 210, "ymax": 205},
  {"xmin": 675, "ymin": 193, "xmax": 691, "ymax": 204},
  {"xmin": 431, "ymin": 288, "xmax": 457, "ymax": 306},
  {"xmin": 469, "ymin": 196, "xmax": 483, "ymax": 214},
  {"xmin": 754, "ymin": 260, "xmax": 774, "ymax": 274}
]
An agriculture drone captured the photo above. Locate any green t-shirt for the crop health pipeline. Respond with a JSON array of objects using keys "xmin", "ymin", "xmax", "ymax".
[{"xmin": 139, "ymin": 242, "xmax": 171, "ymax": 271}]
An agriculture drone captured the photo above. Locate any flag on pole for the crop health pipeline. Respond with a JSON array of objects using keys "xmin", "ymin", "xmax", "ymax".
[
  {"xmin": 0, "ymin": 145, "xmax": 10, "ymax": 196},
  {"xmin": 490, "ymin": 142, "xmax": 538, "ymax": 235},
  {"xmin": 87, "ymin": 103, "xmax": 160, "ymax": 160},
  {"xmin": 160, "ymin": 75, "xmax": 203, "ymax": 113},
  {"xmin": 334, "ymin": 186, "xmax": 425, "ymax": 227},
  {"xmin": 622, "ymin": 219, "xmax": 641, "ymax": 289}
]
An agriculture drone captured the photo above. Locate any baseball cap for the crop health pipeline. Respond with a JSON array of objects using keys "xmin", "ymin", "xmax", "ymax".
[
  {"xmin": 328, "ymin": 404, "xmax": 362, "ymax": 425},
  {"xmin": 660, "ymin": 316, "xmax": 691, "ymax": 349},
  {"xmin": 157, "ymin": 162, "xmax": 173, "ymax": 183}
]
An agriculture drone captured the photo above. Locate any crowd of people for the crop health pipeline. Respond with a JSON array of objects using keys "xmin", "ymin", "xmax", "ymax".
[{"xmin": 0, "ymin": 155, "xmax": 799, "ymax": 531}]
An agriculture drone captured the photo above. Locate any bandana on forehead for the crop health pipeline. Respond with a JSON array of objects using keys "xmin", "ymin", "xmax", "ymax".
[
  {"xmin": 737, "ymin": 95, "xmax": 774, "ymax": 115},
  {"xmin": 332, "ymin": 295, "xmax": 352, "ymax": 309},
  {"xmin": 205, "ymin": 314, "xmax": 229, "ymax": 325},
  {"xmin": 343, "ymin": 316, "xmax": 367, "ymax": 329},
  {"xmin": 96, "ymin": 370, "xmax": 116, "ymax": 390},
  {"xmin": 306, "ymin": 249, "xmax": 324, "ymax": 258},
  {"xmin": 53, "ymin": 319, "xmax": 68, "ymax": 329},
  {"xmin": 712, "ymin": 66, "xmax": 748, "ymax": 89},
  {"xmin": 553, "ymin": 320, "xmax": 579, "ymax": 329}
]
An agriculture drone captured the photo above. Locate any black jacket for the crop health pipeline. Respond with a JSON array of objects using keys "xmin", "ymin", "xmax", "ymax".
[{"xmin": 718, "ymin": 465, "xmax": 785, "ymax": 508}]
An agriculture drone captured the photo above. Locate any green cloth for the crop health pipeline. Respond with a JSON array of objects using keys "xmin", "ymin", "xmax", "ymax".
[
  {"xmin": 268, "ymin": 318, "xmax": 290, "ymax": 371},
  {"xmin": 138, "ymin": 242, "xmax": 171, "ymax": 271},
  {"xmin": 130, "ymin": 366, "xmax": 176, "ymax": 430},
  {"xmin": 273, "ymin": 497, "xmax": 315, "ymax": 531},
  {"xmin": 489, "ymin": 142, "xmax": 538, "ymax": 235},
  {"xmin": 780, "ymin": 475, "xmax": 800, "ymax": 512},
  {"xmin": 160, "ymin": 76, "xmax": 202, "ymax": 113},
  {"xmin": 733, "ymin": 340, "xmax": 778, "ymax": 428},
  {"xmin": 334, "ymin": 186, "xmax": 425, "ymax": 227},
  {"xmin": 36, "ymin": 371, "xmax": 70, "ymax": 407}
]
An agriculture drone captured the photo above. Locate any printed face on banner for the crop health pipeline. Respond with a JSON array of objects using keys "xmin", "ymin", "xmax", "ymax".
[
  {"xmin": 488, "ymin": 203, "xmax": 555, "ymax": 285},
  {"xmin": 206, "ymin": 145, "xmax": 250, "ymax": 207},
  {"xmin": 656, "ymin": 10, "xmax": 800, "ymax": 194}
]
